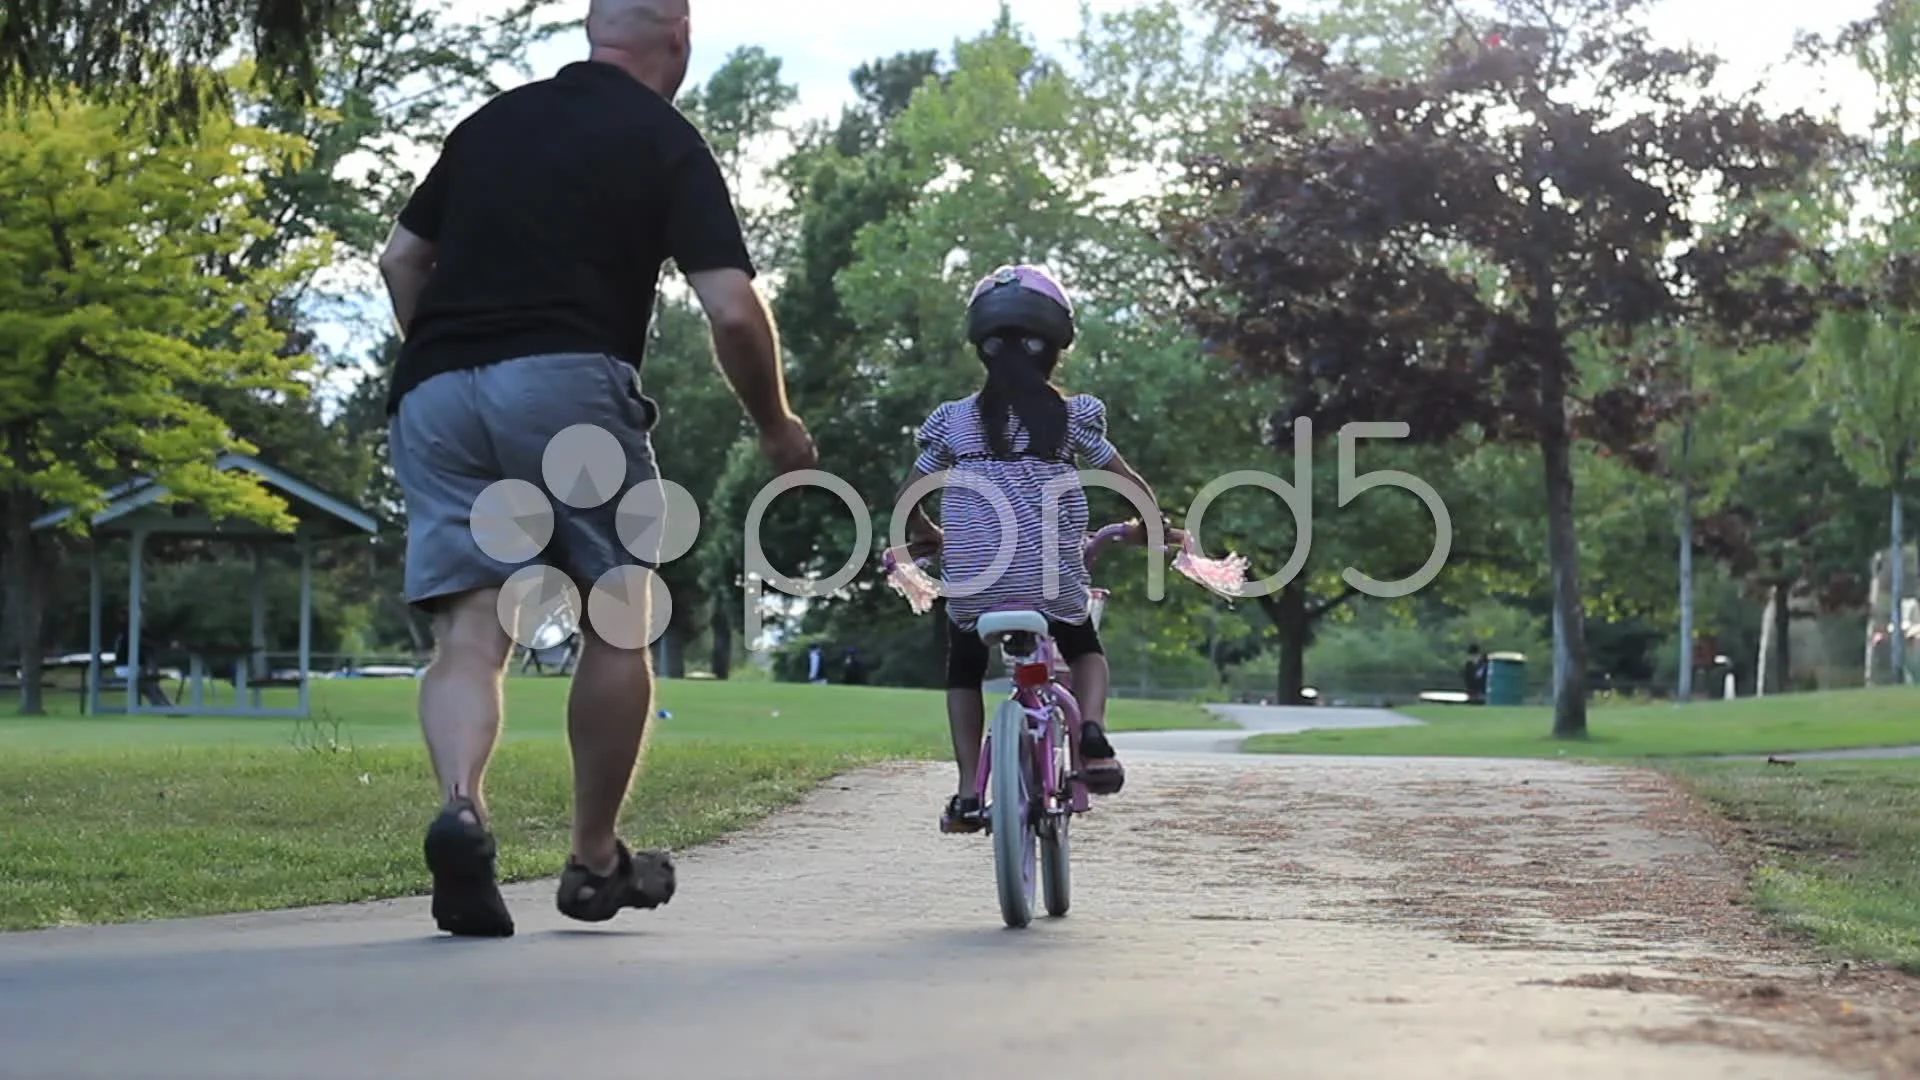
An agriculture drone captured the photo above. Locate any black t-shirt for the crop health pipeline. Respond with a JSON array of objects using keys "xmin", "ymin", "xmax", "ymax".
[{"xmin": 385, "ymin": 60, "xmax": 754, "ymax": 413}]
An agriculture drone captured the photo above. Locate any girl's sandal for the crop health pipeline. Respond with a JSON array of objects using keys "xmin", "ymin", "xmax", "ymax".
[
  {"xmin": 940, "ymin": 794, "xmax": 985, "ymax": 834},
  {"xmin": 1078, "ymin": 723, "xmax": 1127, "ymax": 795}
]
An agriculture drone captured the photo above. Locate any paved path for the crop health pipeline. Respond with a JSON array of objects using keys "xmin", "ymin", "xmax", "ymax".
[
  {"xmin": 1109, "ymin": 703, "xmax": 1424, "ymax": 754},
  {"xmin": 4, "ymin": 747, "xmax": 1903, "ymax": 1079},
  {"xmin": 1710, "ymin": 744, "xmax": 1920, "ymax": 762}
]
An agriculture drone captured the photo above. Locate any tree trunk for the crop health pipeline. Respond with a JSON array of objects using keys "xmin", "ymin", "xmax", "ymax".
[
  {"xmin": 652, "ymin": 620, "xmax": 685, "ymax": 678},
  {"xmin": 1865, "ymin": 549, "xmax": 1882, "ymax": 685},
  {"xmin": 1676, "ymin": 445, "xmax": 1695, "ymax": 703},
  {"xmin": 1271, "ymin": 580, "xmax": 1310, "ymax": 705},
  {"xmin": 1538, "ymin": 374, "xmax": 1589, "ymax": 738},
  {"xmin": 709, "ymin": 597, "xmax": 732, "ymax": 679},
  {"xmin": 4, "ymin": 490, "xmax": 46, "ymax": 716},
  {"xmin": 1771, "ymin": 580, "xmax": 1792, "ymax": 692},
  {"xmin": 1756, "ymin": 586, "xmax": 1776, "ymax": 696},
  {"xmin": 1208, "ymin": 606, "xmax": 1225, "ymax": 683},
  {"xmin": 1891, "ymin": 486, "xmax": 1907, "ymax": 685}
]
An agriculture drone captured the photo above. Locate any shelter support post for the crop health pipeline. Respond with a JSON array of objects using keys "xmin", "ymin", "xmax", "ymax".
[
  {"xmin": 86, "ymin": 546, "xmax": 101, "ymax": 715},
  {"xmin": 127, "ymin": 529, "xmax": 146, "ymax": 715},
  {"xmin": 297, "ymin": 538, "xmax": 312, "ymax": 716},
  {"xmin": 250, "ymin": 543, "xmax": 266, "ymax": 710}
]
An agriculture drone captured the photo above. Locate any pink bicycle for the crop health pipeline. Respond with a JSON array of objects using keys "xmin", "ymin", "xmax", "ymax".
[{"xmin": 883, "ymin": 521, "xmax": 1244, "ymax": 928}]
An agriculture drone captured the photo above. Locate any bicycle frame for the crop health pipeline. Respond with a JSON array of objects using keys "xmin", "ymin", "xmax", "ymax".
[
  {"xmin": 880, "ymin": 519, "xmax": 1239, "ymax": 831},
  {"xmin": 969, "ymin": 522, "xmax": 1133, "ymax": 820}
]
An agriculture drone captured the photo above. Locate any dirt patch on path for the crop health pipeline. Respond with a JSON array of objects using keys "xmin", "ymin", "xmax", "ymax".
[{"xmin": 1097, "ymin": 753, "xmax": 1920, "ymax": 1077}]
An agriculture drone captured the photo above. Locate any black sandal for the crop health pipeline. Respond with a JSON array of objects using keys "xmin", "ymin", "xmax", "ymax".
[
  {"xmin": 424, "ymin": 797, "xmax": 515, "ymax": 938},
  {"xmin": 1078, "ymin": 723, "xmax": 1126, "ymax": 795},
  {"xmin": 940, "ymin": 794, "xmax": 985, "ymax": 834},
  {"xmin": 555, "ymin": 840, "xmax": 676, "ymax": 923}
]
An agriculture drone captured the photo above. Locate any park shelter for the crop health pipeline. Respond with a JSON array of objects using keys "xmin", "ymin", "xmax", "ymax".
[{"xmin": 31, "ymin": 453, "xmax": 381, "ymax": 717}]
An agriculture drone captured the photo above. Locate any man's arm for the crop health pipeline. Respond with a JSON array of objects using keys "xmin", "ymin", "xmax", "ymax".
[
  {"xmin": 378, "ymin": 223, "xmax": 436, "ymax": 338},
  {"xmin": 682, "ymin": 268, "xmax": 793, "ymax": 430},
  {"xmin": 381, "ymin": 138, "xmax": 454, "ymax": 338}
]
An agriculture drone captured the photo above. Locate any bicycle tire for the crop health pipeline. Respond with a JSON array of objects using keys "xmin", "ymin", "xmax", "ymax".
[
  {"xmin": 1039, "ymin": 709, "xmax": 1071, "ymax": 917},
  {"xmin": 988, "ymin": 699, "xmax": 1036, "ymax": 928}
]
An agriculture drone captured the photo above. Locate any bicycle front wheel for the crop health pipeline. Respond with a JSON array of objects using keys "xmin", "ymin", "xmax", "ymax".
[{"xmin": 988, "ymin": 699, "xmax": 1036, "ymax": 928}]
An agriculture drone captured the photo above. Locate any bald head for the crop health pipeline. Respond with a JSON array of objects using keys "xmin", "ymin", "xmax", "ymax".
[{"xmin": 586, "ymin": 0, "xmax": 692, "ymax": 98}]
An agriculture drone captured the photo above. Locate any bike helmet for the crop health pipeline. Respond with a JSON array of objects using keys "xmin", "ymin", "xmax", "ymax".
[{"xmin": 965, "ymin": 264, "xmax": 1076, "ymax": 351}]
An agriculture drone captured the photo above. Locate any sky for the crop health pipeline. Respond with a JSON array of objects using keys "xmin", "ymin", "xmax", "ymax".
[
  {"xmin": 495, "ymin": 0, "xmax": 1884, "ymax": 125},
  {"xmin": 312, "ymin": 0, "xmax": 1886, "ymax": 386}
]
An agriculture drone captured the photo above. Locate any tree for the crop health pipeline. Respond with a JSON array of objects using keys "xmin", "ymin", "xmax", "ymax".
[
  {"xmin": 0, "ymin": 92, "xmax": 323, "ymax": 712},
  {"xmin": 815, "ymin": 8, "xmax": 1293, "ymax": 687},
  {"xmin": 1642, "ymin": 330, "xmax": 1803, "ymax": 699},
  {"xmin": 1717, "ymin": 411, "xmax": 1881, "ymax": 689},
  {"xmin": 1813, "ymin": 302, "xmax": 1920, "ymax": 682},
  {"xmin": 1, "ymin": 0, "xmax": 360, "ymax": 118},
  {"xmin": 697, "ymin": 47, "xmax": 945, "ymax": 676},
  {"xmin": 1804, "ymin": 1, "xmax": 1920, "ymax": 685},
  {"xmin": 1169, "ymin": 0, "xmax": 1848, "ymax": 736},
  {"xmin": 742, "ymin": 2, "xmax": 1501, "ymax": 693}
]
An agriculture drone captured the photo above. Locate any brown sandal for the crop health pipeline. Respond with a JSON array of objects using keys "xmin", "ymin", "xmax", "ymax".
[
  {"xmin": 940, "ymin": 795, "xmax": 985, "ymax": 834},
  {"xmin": 425, "ymin": 797, "xmax": 514, "ymax": 937},
  {"xmin": 1079, "ymin": 723, "xmax": 1126, "ymax": 795},
  {"xmin": 555, "ymin": 840, "xmax": 676, "ymax": 923}
]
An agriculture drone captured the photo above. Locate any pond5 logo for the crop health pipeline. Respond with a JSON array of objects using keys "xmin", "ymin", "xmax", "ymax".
[{"xmin": 465, "ymin": 423, "xmax": 699, "ymax": 651}]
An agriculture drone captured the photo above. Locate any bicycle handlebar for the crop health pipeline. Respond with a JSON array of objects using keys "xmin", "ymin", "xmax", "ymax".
[
  {"xmin": 882, "ymin": 521, "xmax": 1166, "ymax": 575},
  {"xmin": 880, "ymin": 519, "xmax": 1244, "ymax": 613}
]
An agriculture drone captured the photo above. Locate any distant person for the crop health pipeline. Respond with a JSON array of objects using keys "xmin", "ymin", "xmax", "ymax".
[
  {"xmin": 376, "ymin": 0, "xmax": 816, "ymax": 938},
  {"xmin": 806, "ymin": 643, "xmax": 826, "ymax": 684},
  {"xmin": 841, "ymin": 646, "xmax": 867, "ymax": 685},
  {"xmin": 1462, "ymin": 644, "xmax": 1488, "ymax": 704}
]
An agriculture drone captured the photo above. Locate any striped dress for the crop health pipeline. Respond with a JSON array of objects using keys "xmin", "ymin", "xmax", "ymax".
[{"xmin": 913, "ymin": 393, "xmax": 1119, "ymax": 632}]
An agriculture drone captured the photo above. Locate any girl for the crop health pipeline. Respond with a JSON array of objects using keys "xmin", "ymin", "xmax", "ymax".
[{"xmin": 898, "ymin": 264, "xmax": 1183, "ymax": 834}]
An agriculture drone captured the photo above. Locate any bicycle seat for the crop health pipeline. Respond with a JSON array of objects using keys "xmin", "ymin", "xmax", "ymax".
[{"xmin": 976, "ymin": 609, "xmax": 1049, "ymax": 642}]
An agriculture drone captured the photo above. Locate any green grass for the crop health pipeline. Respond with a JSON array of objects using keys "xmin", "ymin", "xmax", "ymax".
[
  {"xmin": 0, "ymin": 678, "xmax": 1221, "ymax": 930},
  {"xmin": 1242, "ymin": 687, "xmax": 1920, "ymax": 759},
  {"xmin": 0, "ymin": 677, "xmax": 1221, "ymax": 751},
  {"xmin": 1668, "ymin": 759, "xmax": 1920, "ymax": 975}
]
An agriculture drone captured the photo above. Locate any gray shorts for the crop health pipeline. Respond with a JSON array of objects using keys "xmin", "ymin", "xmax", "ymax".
[{"xmin": 388, "ymin": 352, "xmax": 660, "ymax": 610}]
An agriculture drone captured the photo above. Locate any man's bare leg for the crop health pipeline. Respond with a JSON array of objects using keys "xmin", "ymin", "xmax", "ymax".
[
  {"xmin": 565, "ymin": 626, "xmax": 654, "ymax": 875},
  {"xmin": 418, "ymin": 587, "xmax": 517, "ymax": 937},
  {"xmin": 420, "ymin": 588, "xmax": 513, "ymax": 820}
]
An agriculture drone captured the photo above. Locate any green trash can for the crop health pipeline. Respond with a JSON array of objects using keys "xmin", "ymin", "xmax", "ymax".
[{"xmin": 1484, "ymin": 651, "xmax": 1526, "ymax": 706}]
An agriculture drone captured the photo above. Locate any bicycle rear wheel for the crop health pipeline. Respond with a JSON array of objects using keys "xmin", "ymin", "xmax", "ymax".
[
  {"xmin": 1039, "ymin": 710, "xmax": 1071, "ymax": 917},
  {"xmin": 988, "ymin": 699, "xmax": 1036, "ymax": 928}
]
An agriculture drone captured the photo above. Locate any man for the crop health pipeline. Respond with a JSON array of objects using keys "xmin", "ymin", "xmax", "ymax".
[{"xmin": 377, "ymin": 0, "xmax": 816, "ymax": 938}]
